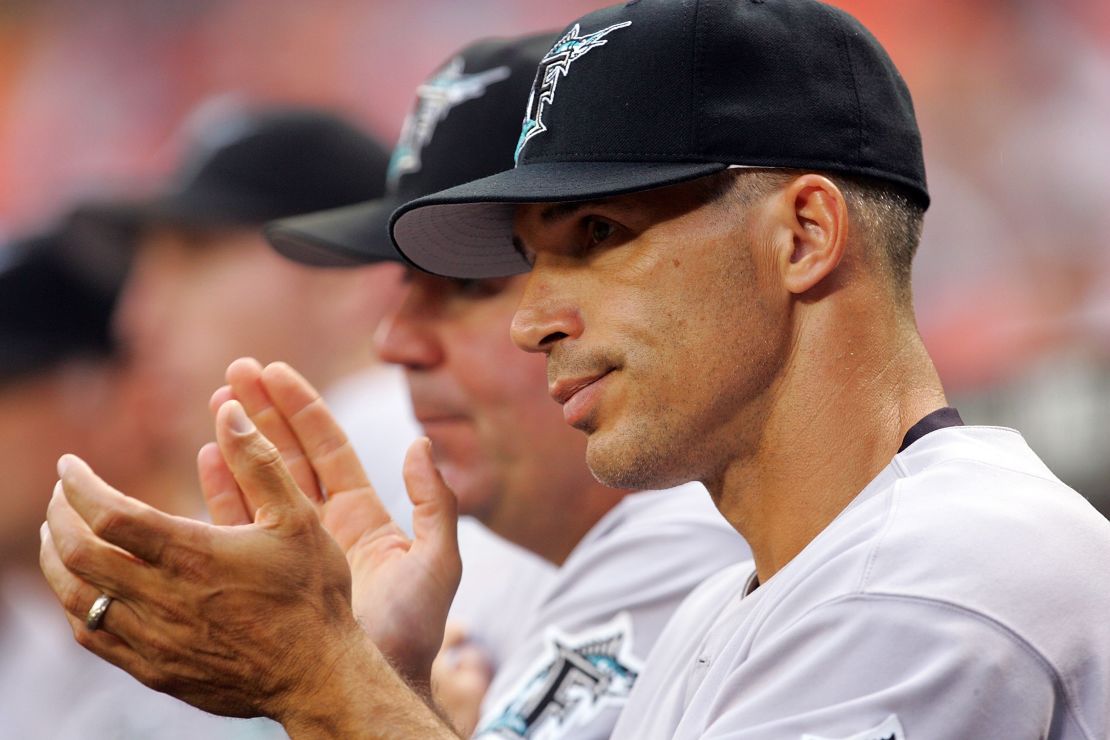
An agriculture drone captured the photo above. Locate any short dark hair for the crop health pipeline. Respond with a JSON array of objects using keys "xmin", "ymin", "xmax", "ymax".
[{"xmin": 697, "ymin": 169, "xmax": 925, "ymax": 304}]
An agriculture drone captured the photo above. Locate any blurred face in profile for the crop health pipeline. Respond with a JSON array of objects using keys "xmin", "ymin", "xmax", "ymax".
[
  {"xmin": 0, "ymin": 358, "xmax": 154, "ymax": 569},
  {"xmin": 113, "ymin": 225, "xmax": 405, "ymax": 469},
  {"xmin": 374, "ymin": 271, "xmax": 601, "ymax": 539}
]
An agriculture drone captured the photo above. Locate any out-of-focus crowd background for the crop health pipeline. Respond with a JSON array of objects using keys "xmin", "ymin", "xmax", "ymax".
[{"xmin": 1, "ymin": 0, "xmax": 1107, "ymax": 514}]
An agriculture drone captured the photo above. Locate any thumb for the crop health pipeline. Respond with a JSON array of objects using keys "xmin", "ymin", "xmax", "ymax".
[
  {"xmin": 403, "ymin": 438, "xmax": 461, "ymax": 584},
  {"xmin": 214, "ymin": 399, "xmax": 309, "ymax": 525}
]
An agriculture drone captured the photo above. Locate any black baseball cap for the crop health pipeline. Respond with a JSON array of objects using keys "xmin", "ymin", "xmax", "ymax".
[
  {"xmin": 390, "ymin": 0, "xmax": 930, "ymax": 279},
  {"xmin": 264, "ymin": 32, "xmax": 558, "ymax": 268},
  {"xmin": 74, "ymin": 106, "xmax": 389, "ymax": 234},
  {"xmin": 0, "ymin": 222, "xmax": 126, "ymax": 383}
]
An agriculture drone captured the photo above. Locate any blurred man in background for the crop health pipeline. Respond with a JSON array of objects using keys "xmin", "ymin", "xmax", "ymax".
[
  {"xmin": 0, "ymin": 225, "xmax": 282, "ymax": 738},
  {"xmin": 75, "ymin": 102, "xmax": 419, "ymax": 508},
  {"xmin": 79, "ymin": 99, "xmax": 556, "ymax": 695}
]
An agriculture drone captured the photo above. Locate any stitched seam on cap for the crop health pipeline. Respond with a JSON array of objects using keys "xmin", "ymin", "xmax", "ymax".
[
  {"xmin": 690, "ymin": 0, "xmax": 704, "ymax": 155},
  {"xmin": 818, "ymin": 3, "xmax": 865, "ymax": 163}
]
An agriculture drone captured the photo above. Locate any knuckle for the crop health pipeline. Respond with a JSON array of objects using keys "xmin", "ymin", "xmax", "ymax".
[
  {"xmin": 164, "ymin": 543, "xmax": 212, "ymax": 583},
  {"xmin": 73, "ymin": 622, "xmax": 99, "ymax": 649},
  {"xmin": 286, "ymin": 505, "xmax": 324, "ymax": 537},
  {"xmin": 308, "ymin": 431, "xmax": 348, "ymax": 463},
  {"xmin": 244, "ymin": 440, "xmax": 285, "ymax": 476},
  {"xmin": 89, "ymin": 507, "xmax": 130, "ymax": 541},
  {"xmin": 61, "ymin": 581, "xmax": 88, "ymax": 616},
  {"xmin": 140, "ymin": 667, "xmax": 176, "ymax": 694},
  {"xmin": 57, "ymin": 536, "xmax": 92, "ymax": 574},
  {"xmin": 136, "ymin": 632, "xmax": 179, "ymax": 670}
]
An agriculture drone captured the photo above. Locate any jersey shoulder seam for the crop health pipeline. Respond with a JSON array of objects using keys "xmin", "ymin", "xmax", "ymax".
[{"xmin": 902, "ymin": 454, "xmax": 1062, "ymax": 488}]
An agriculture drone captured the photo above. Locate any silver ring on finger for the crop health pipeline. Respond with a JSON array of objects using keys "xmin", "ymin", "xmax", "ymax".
[{"xmin": 85, "ymin": 593, "xmax": 113, "ymax": 631}]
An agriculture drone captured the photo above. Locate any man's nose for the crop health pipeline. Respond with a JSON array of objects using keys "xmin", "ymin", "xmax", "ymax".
[
  {"xmin": 373, "ymin": 291, "xmax": 443, "ymax": 370},
  {"xmin": 509, "ymin": 269, "xmax": 583, "ymax": 354},
  {"xmin": 112, "ymin": 261, "xmax": 175, "ymax": 355}
]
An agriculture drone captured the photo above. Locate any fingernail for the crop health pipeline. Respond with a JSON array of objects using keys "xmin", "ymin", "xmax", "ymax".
[
  {"xmin": 56, "ymin": 455, "xmax": 71, "ymax": 478},
  {"xmin": 227, "ymin": 401, "xmax": 255, "ymax": 434}
]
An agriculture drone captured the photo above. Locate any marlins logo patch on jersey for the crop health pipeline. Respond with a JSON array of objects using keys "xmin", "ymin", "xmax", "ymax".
[
  {"xmin": 802, "ymin": 714, "xmax": 906, "ymax": 740},
  {"xmin": 475, "ymin": 613, "xmax": 642, "ymax": 740},
  {"xmin": 513, "ymin": 21, "xmax": 632, "ymax": 163},
  {"xmin": 387, "ymin": 57, "xmax": 511, "ymax": 188}
]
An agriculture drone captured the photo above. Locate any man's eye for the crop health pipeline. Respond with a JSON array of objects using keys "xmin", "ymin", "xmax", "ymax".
[
  {"xmin": 586, "ymin": 218, "xmax": 615, "ymax": 246},
  {"xmin": 453, "ymin": 277, "xmax": 510, "ymax": 298}
]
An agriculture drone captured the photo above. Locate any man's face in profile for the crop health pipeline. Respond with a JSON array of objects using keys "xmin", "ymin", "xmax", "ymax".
[
  {"xmin": 376, "ymin": 270, "xmax": 598, "ymax": 534},
  {"xmin": 509, "ymin": 177, "xmax": 792, "ymax": 491},
  {"xmin": 115, "ymin": 225, "xmax": 403, "ymax": 463}
]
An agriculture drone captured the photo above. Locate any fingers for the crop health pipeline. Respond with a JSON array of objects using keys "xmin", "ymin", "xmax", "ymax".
[
  {"xmin": 260, "ymin": 362, "xmax": 379, "ymax": 497},
  {"xmin": 54, "ymin": 455, "xmax": 178, "ymax": 567},
  {"xmin": 198, "ymin": 443, "xmax": 252, "ymax": 526},
  {"xmin": 214, "ymin": 399, "xmax": 313, "ymax": 527},
  {"xmin": 226, "ymin": 358, "xmax": 323, "ymax": 502},
  {"xmin": 209, "ymin": 384, "xmax": 234, "ymax": 416},
  {"xmin": 403, "ymin": 439, "xmax": 461, "ymax": 581},
  {"xmin": 39, "ymin": 522, "xmax": 136, "ymax": 637},
  {"xmin": 39, "ymin": 524, "xmax": 183, "ymax": 697},
  {"xmin": 431, "ymin": 632, "xmax": 492, "ymax": 737}
]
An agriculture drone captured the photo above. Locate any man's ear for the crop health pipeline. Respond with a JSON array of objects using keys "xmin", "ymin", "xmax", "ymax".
[{"xmin": 773, "ymin": 174, "xmax": 849, "ymax": 295}]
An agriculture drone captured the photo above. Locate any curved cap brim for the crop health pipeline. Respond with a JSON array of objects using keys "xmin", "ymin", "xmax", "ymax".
[
  {"xmin": 264, "ymin": 195, "xmax": 406, "ymax": 267},
  {"xmin": 390, "ymin": 160, "xmax": 727, "ymax": 278},
  {"xmin": 75, "ymin": 187, "xmax": 287, "ymax": 233}
]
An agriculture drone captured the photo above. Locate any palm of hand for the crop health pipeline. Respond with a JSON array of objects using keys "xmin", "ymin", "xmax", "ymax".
[
  {"xmin": 322, "ymin": 484, "xmax": 459, "ymax": 684},
  {"xmin": 203, "ymin": 358, "xmax": 461, "ymax": 686}
]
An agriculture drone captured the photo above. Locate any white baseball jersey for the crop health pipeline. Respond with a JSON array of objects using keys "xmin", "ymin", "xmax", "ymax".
[
  {"xmin": 474, "ymin": 483, "xmax": 752, "ymax": 740},
  {"xmin": 612, "ymin": 425, "xmax": 1110, "ymax": 739}
]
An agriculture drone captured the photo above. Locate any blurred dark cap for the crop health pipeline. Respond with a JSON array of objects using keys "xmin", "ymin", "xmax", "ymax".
[
  {"xmin": 264, "ymin": 32, "xmax": 558, "ymax": 268},
  {"xmin": 74, "ymin": 105, "xmax": 390, "ymax": 234},
  {"xmin": 0, "ymin": 221, "xmax": 127, "ymax": 384}
]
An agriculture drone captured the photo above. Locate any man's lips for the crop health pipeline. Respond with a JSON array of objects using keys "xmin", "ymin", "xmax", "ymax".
[
  {"xmin": 550, "ymin": 370, "xmax": 614, "ymax": 426},
  {"xmin": 412, "ymin": 409, "xmax": 469, "ymax": 426},
  {"xmin": 416, "ymin": 414, "xmax": 467, "ymax": 423},
  {"xmin": 549, "ymin": 370, "xmax": 612, "ymax": 406}
]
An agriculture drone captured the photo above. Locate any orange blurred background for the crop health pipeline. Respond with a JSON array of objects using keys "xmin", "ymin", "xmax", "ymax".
[{"xmin": 1, "ymin": 0, "xmax": 1107, "ymax": 511}]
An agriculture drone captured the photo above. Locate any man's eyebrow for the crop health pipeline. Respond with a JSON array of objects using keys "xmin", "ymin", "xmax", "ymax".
[
  {"xmin": 538, "ymin": 199, "xmax": 612, "ymax": 225},
  {"xmin": 514, "ymin": 197, "xmax": 633, "ymax": 259}
]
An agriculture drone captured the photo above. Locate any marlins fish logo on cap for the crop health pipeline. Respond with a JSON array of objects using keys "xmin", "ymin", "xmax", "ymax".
[
  {"xmin": 514, "ymin": 21, "xmax": 632, "ymax": 163},
  {"xmin": 388, "ymin": 57, "xmax": 512, "ymax": 188}
]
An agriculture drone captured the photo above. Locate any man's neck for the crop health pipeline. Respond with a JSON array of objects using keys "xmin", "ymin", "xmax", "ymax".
[
  {"xmin": 494, "ymin": 483, "xmax": 630, "ymax": 566},
  {"xmin": 712, "ymin": 312, "xmax": 946, "ymax": 585}
]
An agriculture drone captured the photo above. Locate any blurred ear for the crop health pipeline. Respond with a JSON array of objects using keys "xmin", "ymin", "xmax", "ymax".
[{"xmin": 772, "ymin": 174, "xmax": 849, "ymax": 295}]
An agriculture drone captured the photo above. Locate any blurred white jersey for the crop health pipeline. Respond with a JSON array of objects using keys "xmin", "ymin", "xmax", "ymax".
[
  {"xmin": 613, "ymin": 426, "xmax": 1110, "ymax": 739},
  {"xmin": 475, "ymin": 483, "xmax": 751, "ymax": 740}
]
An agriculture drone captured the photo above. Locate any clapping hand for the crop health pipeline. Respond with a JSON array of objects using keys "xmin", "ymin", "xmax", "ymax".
[{"xmin": 204, "ymin": 358, "xmax": 461, "ymax": 686}]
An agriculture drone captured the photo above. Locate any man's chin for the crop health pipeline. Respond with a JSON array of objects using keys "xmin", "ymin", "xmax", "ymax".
[{"xmin": 584, "ymin": 428, "xmax": 693, "ymax": 491}]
